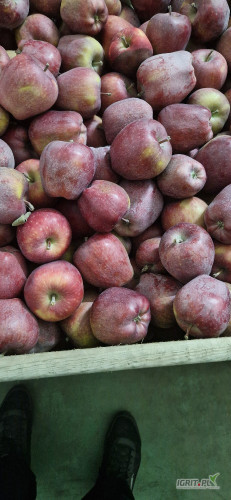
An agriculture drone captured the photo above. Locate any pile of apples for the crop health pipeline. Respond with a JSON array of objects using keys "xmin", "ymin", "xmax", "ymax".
[{"xmin": 1, "ymin": 0, "xmax": 231, "ymax": 355}]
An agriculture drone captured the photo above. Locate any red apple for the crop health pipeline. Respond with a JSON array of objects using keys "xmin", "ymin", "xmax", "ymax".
[
  {"xmin": 0, "ymin": 245, "xmax": 28, "ymax": 299},
  {"xmin": 58, "ymin": 34, "xmax": 104, "ymax": 74},
  {"xmin": 135, "ymin": 237, "xmax": 165, "ymax": 274},
  {"xmin": 161, "ymin": 196, "xmax": 208, "ymax": 230},
  {"xmin": 60, "ymin": 0, "xmax": 108, "ymax": 35},
  {"xmin": 131, "ymin": 0, "xmax": 171, "ymax": 22},
  {"xmin": 211, "ymin": 242, "xmax": 231, "ymax": 283},
  {"xmin": 132, "ymin": 222, "xmax": 163, "ymax": 252},
  {"xmin": 195, "ymin": 134, "xmax": 231, "ymax": 193},
  {"xmin": 0, "ymin": 139, "xmax": 14, "ymax": 169},
  {"xmin": 28, "ymin": 319, "xmax": 63, "ymax": 354},
  {"xmin": 0, "ymin": 0, "xmax": 29, "ymax": 30},
  {"xmin": 157, "ymin": 154, "xmax": 207, "ymax": 198},
  {"xmin": 29, "ymin": 0, "xmax": 62, "ymax": 18},
  {"xmin": 0, "ymin": 168, "xmax": 31, "ymax": 225},
  {"xmin": 55, "ymin": 199, "xmax": 94, "ymax": 238},
  {"xmin": 15, "ymin": 13, "xmax": 59, "ymax": 48},
  {"xmin": 100, "ymin": 15, "xmax": 133, "ymax": 58},
  {"xmin": 0, "ymin": 224, "xmax": 15, "ymax": 247},
  {"xmin": 2, "ymin": 124, "xmax": 37, "ymax": 166},
  {"xmin": 16, "ymin": 159, "xmax": 55, "ymax": 208},
  {"xmin": 204, "ymin": 184, "xmax": 231, "ymax": 244},
  {"xmin": 0, "ymin": 298, "xmax": 39, "ymax": 353},
  {"xmin": 24, "ymin": 260, "xmax": 84, "ymax": 321},
  {"xmin": 20, "ymin": 40, "xmax": 62, "ymax": 76},
  {"xmin": 146, "ymin": 10, "xmax": 191, "ymax": 54},
  {"xmin": 91, "ymin": 146, "xmax": 119, "ymax": 183},
  {"xmin": 179, "ymin": 0, "xmax": 230, "ymax": 43},
  {"xmin": 192, "ymin": 49, "xmax": 228, "ymax": 90},
  {"xmin": 100, "ymin": 71, "xmax": 137, "ymax": 113},
  {"xmin": 90, "ymin": 287, "xmax": 151, "ymax": 344},
  {"xmin": 85, "ymin": 115, "xmax": 107, "ymax": 147},
  {"xmin": 105, "ymin": 0, "xmax": 121, "ymax": 15}
]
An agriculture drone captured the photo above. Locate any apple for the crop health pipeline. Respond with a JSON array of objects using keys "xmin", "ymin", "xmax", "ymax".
[
  {"xmin": 56, "ymin": 67, "xmax": 101, "ymax": 120},
  {"xmin": 179, "ymin": 0, "xmax": 230, "ymax": 43},
  {"xmin": 191, "ymin": 49, "xmax": 228, "ymax": 90},
  {"xmin": 119, "ymin": 5, "xmax": 140, "ymax": 26},
  {"xmin": 108, "ymin": 26, "xmax": 153, "ymax": 78},
  {"xmin": 28, "ymin": 319, "xmax": 63, "ymax": 354},
  {"xmin": 29, "ymin": 0, "xmax": 62, "ymax": 18},
  {"xmin": 132, "ymin": 222, "xmax": 163, "ymax": 252},
  {"xmin": 0, "ymin": 46, "xmax": 10, "ymax": 75},
  {"xmin": 187, "ymin": 88, "xmax": 230, "ymax": 135},
  {"xmin": 16, "ymin": 208, "xmax": 72, "ymax": 263},
  {"xmin": 136, "ymin": 272, "xmax": 182, "ymax": 328},
  {"xmin": 16, "ymin": 159, "xmax": 55, "ymax": 209},
  {"xmin": 55, "ymin": 199, "xmax": 94, "ymax": 238},
  {"xmin": 146, "ymin": 9, "xmax": 191, "ymax": 54},
  {"xmin": 217, "ymin": 27, "xmax": 231, "ymax": 71},
  {"xmin": 0, "ymin": 0, "xmax": 29, "ymax": 30},
  {"xmin": 60, "ymin": 0, "xmax": 108, "ymax": 35},
  {"xmin": 85, "ymin": 115, "xmax": 107, "ymax": 147},
  {"xmin": 58, "ymin": 34, "xmax": 104, "ymax": 74},
  {"xmin": 100, "ymin": 71, "xmax": 137, "ymax": 114},
  {"xmin": 0, "ymin": 298, "xmax": 39, "ymax": 353},
  {"xmin": 173, "ymin": 275, "xmax": 231, "ymax": 338},
  {"xmin": 102, "ymin": 97, "xmax": 153, "ymax": 144},
  {"xmin": 90, "ymin": 287, "xmax": 151, "ymax": 344},
  {"xmin": 100, "ymin": 15, "xmax": 133, "ymax": 58},
  {"xmin": 135, "ymin": 237, "xmax": 165, "ymax": 274},
  {"xmin": 136, "ymin": 50, "xmax": 196, "ymax": 111},
  {"xmin": 204, "ymin": 184, "xmax": 231, "ymax": 244},
  {"xmin": 0, "ymin": 245, "xmax": 28, "ymax": 299},
  {"xmin": 20, "ymin": 40, "xmax": 62, "ymax": 76},
  {"xmin": 161, "ymin": 196, "xmax": 208, "ymax": 230},
  {"xmin": 114, "ymin": 179, "xmax": 164, "ymax": 237},
  {"xmin": 131, "ymin": 0, "xmax": 171, "ymax": 22},
  {"xmin": 105, "ymin": 0, "xmax": 121, "ymax": 15},
  {"xmin": 195, "ymin": 134, "xmax": 231, "ymax": 193},
  {"xmin": 40, "ymin": 141, "xmax": 95, "ymax": 199},
  {"xmin": 158, "ymin": 103, "xmax": 213, "ymax": 152},
  {"xmin": 0, "ymin": 139, "xmax": 14, "ymax": 169},
  {"xmin": 0, "ymin": 168, "xmax": 31, "ymax": 225},
  {"xmin": 2, "ymin": 124, "xmax": 37, "ymax": 166},
  {"xmin": 15, "ymin": 13, "xmax": 60, "ymax": 48},
  {"xmin": 159, "ymin": 222, "xmax": 215, "ymax": 284},
  {"xmin": 0, "ymin": 224, "xmax": 15, "ymax": 247},
  {"xmin": 211, "ymin": 242, "xmax": 231, "ymax": 283},
  {"xmin": 91, "ymin": 145, "xmax": 119, "ymax": 183},
  {"xmin": 0, "ymin": 54, "xmax": 59, "ymax": 121},
  {"xmin": 24, "ymin": 260, "xmax": 84, "ymax": 321},
  {"xmin": 28, "ymin": 110, "xmax": 87, "ymax": 156},
  {"xmin": 110, "ymin": 118, "xmax": 172, "ymax": 180},
  {"xmin": 73, "ymin": 233, "xmax": 134, "ymax": 288},
  {"xmin": 157, "ymin": 154, "xmax": 206, "ymax": 198}
]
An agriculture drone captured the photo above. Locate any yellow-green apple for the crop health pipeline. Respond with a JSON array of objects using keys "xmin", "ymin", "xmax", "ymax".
[
  {"xmin": 58, "ymin": 34, "xmax": 104, "ymax": 74},
  {"xmin": 0, "ymin": 246, "xmax": 28, "ymax": 299},
  {"xmin": 135, "ymin": 237, "xmax": 165, "ymax": 274},
  {"xmin": 158, "ymin": 103, "xmax": 213, "ymax": 152},
  {"xmin": 24, "ymin": 260, "xmax": 84, "ymax": 321},
  {"xmin": 179, "ymin": 0, "xmax": 230, "ymax": 43},
  {"xmin": 132, "ymin": 222, "xmax": 163, "ymax": 252},
  {"xmin": 55, "ymin": 199, "xmax": 94, "ymax": 238},
  {"xmin": 191, "ymin": 49, "xmax": 228, "ymax": 90},
  {"xmin": 56, "ymin": 67, "xmax": 101, "ymax": 120},
  {"xmin": 0, "ymin": 139, "xmax": 14, "ymax": 169},
  {"xmin": 0, "ymin": 106, "xmax": 9, "ymax": 138},
  {"xmin": 73, "ymin": 233, "xmax": 134, "ymax": 288},
  {"xmin": 146, "ymin": 10, "xmax": 191, "ymax": 54},
  {"xmin": 157, "ymin": 154, "xmax": 206, "ymax": 198},
  {"xmin": 15, "ymin": 13, "xmax": 60, "ymax": 48},
  {"xmin": 40, "ymin": 141, "xmax": 95, "ymax": 199},
  {"xmin": 204, "ymin": 184, "xmax": 231, "ymax": 243},
  {"xmin": 0, "ymin": 0, "xmax": 29, "ymax": 30},
  {"xmin": 0, "ymin": 298, "xmax": 39, "ymax": 353},
  {"xmin": 2, "ymin": 124, "xmax": 37, "ymax": 165},
  {"xmin": 28, "ymin": 110, "xmax": 87, "ymax": 156},
  {"xmin": 0, "ymin": 224, "xmax": 15, "ymax": 247},
  {"xmin": 131, "ymin": 0, "xmax": 171, "ymax": 22},
  {"xmin": 85, "ymin": 115, "xmax": 107, "ymax": 147},
  {"xmin": 91, "ymin": 145, "xmax": 119, "ymax": 183},
  {"xmin": 137, "ymin": 51, "xmax": 196, "ymax": 111},
  {"xmin": 60, "ymin": 289, "xmax": 100, "ymax": 348},
  {"xmin": 136, "ymin": 272, "xmax": 182, "ymax": 328},
  {"xmin": 0, "ymin": 168, "xmax": 31, "ymax": 225},
  {"xmin": 108, "ymin": 26, "xmax": 153, "ymax": 78},
  {"xmin": 161, "ymin": 196, "xmax": 208, "ymax": 230},
  {"xmin": 211, "ymin": 242, "xmax": 231, "ymax": 283},
  {"xmin": 100, "ymin": 71, "xmax": 137, "ymax": 113},
  {"xmin": 16, "ymin": 160, "xmax": 55, "ymax": 209},
  {"xmin": 20, "ymin": 40, "xmax": 61, "ymax": 76},
  {"xmin": 0, "ymin": 46, "xmax": 10, "ymax": 75},
  {"xmin": 159, "ymin": 222, "xmax": 215, "ymax": 283},
  {"xmin": 60, "ymin": 0, "xmax": 108, "ymax": 35},
  {"xmin": 102, "ymin": 97, "xmax": 153, "ymax": 144},
  {"xmin": 119, "ymin": 5, "xmax": 140, "ymax": 26},
  {"xmin": 173, "ymin": 275, "xmax": 231, "ymax": 338},
  {"xmin": 114, "ymin": 179, "xmax": 164, "ymax": 237},
  {"xmin": 217, "ymin": 27, "xmax": 231, "ymax": 71},
  {"xmin": 29, "ymin": 0, "xmax": 62, "ymax": 17},
  {"xmin": 110, "ymin": 118, "xmax": 172, "ymax": 180},
  {"xmin": 105, "ymin": 0, "xmax": 121, "ymax": 15},
  {"xmin": 90, "ymin": 287, "xmax": 151, "ymax": 344},
  {"xmin": 195, "ymin": 134, "xmax": 231, "ymax": 193},
  {"xmin": 100, "ymin": 14, "xmax": 132, "ymax": 58},
  {"xmin": 28, "ymin": 319, "xmax": 63, "ymax": 354},
  {"xmin": 187, "ymin": 88, "xmax": 230, "ymax": 135},
  {"xmin": 16, "ymin": 208, "xmax": 72, "ymax": 263},
  {"xmin": 0, "ymin": 54, "xmax": 59, "ymax": 121},
  {"xmin": 77, "ymin": 180, "xmax": 130, "ymax": 232}
]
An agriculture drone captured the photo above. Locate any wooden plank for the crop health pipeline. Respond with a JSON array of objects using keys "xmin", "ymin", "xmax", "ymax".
[{"xmin": 0, "ymin": 337, "xmax": 231, "ymax": 382}]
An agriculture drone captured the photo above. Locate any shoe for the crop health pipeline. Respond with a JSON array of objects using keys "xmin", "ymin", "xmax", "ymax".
[
  {"xmin": 0, "ymin": 385, "xmax": 33, "ymax": 465},
  {"xmin": 99, "ymin": 411, "xmax": 141, "ymax": 491}
]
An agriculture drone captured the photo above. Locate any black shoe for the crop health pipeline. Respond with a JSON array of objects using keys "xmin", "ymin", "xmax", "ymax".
[
  {"xmin": 99, "ymin": 411, "xmax": 141, "ymax": 491},
  {"xmin": 0, "ymin": 385, "xmax": 33, "ymax": 465}
]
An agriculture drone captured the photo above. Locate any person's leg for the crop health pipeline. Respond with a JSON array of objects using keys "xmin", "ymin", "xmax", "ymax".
[
  {"xmin": 82, "ymin": 411, "xmax": 141, "ymax": 500},
  {"xmin": 0, "ymin": 385, "xmax": 37, "ymax": 500}
]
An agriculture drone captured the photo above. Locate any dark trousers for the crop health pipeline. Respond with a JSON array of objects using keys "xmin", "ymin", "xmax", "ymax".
[{"xmin": 0, "ymin": 456, "xmax": 135, "ymax": 500}]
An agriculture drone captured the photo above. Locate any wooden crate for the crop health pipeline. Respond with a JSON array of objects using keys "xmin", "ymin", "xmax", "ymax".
[{"xmin": 1, "ymin": 337, "xmax": 231, "ymax": 382}]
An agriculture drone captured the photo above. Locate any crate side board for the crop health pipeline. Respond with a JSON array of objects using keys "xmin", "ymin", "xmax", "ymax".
[{"xmin": 0, "ymin": 338, "xmax": 231, "ymax": 382}]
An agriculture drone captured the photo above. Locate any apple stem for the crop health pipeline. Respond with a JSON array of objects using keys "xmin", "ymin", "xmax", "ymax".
[
  {"xmin": 168, "ymin": 5, "xmax": 172, "ymax": 14},
  {"xmin": 134, "ymin": 314, "xmax": 141, "ymax": 324},
  {"xmin": 121, "ymin": 36, "xmax": 130, "ymax": 48},
  {"xmin": 141, "ymin": 265, "xmax": 149, "ymax": 273},
  {"xmin": 23, "ymin": 173, "xmax": 33, "ymax": 183},
  {"xmin": 43, "ymin": 62, "xmax": 49, "ymax": 72},
  {"xmin": 191, "ymin": 2, "xmax": 197, "ymax": 10},
  {"xmin": 15, "ymin": 48, "xmax": 21, "ymax": 54},
  {"xmin": 121, "ymin": 217, "xmax": 130, "ymax": 224},
  {"xmin": 137, "ymin": 89, "xmax": 144, "ymax": 98},
  {"xmin": 24, "ymin": 200, "xmax": 34, "ymax": 211},
  {"xmin": 213, "ymin": 270, "xmax": 222, "ymax": 278},
  {"xmin": 158, "ymin": 136, "xmax": 171, "ymax": 144},
  {"xmin": 50, "ymin": 294, "xmax": 56, "ymax": 306},
  {"xmin": 126, "ymin": 82, "xmax": 135, "ymax": 92},
  {"xmin": 184, "ymin": 324, "xmax": 193, "ymax": 340},
  {"xmin": 46, "ymin": 239, "xmax": 51, "ymax": 250},
  {"xmin": 12, "ymin": 212, "xmax": 31, "ymax": 226},
  {"xmin": 205, "ymin": 50, "xmax": 213, "ymax": 62},
  {"xmin": 100, "ymin": 92, "xmax": 112, "ymax": 96}
]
